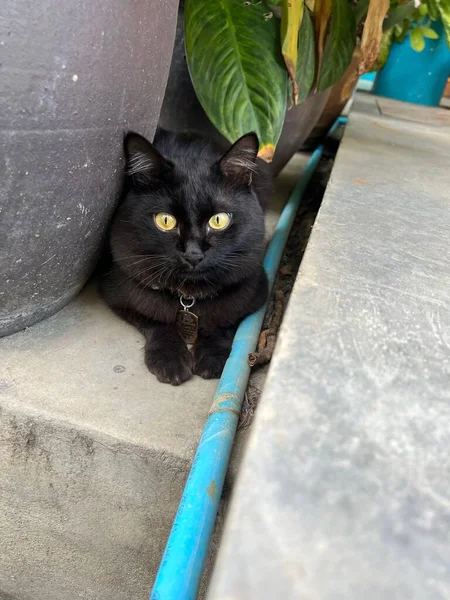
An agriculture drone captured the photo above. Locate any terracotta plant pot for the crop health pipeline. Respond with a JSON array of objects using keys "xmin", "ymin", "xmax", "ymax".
[{"xmin": 1, "ymin": 0, "xmax": 178, "ymax": 336}]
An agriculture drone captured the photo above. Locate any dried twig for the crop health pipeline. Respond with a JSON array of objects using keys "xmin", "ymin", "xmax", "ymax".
[
  {"xmin": 279, "ymin": 264, "xmax": 293, "ymax": 276},
  {"xmin": 238, "ymin": 386, "xmax": 261, "ymax": 430},
  {"xmin": 248, "ymin": 290, "xmax": 285, "ymax": 367}
]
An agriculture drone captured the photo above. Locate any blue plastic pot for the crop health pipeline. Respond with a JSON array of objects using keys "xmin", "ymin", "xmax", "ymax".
[
  {"xmin": 373, "ymin": 20, "xmax": 450, "ymax": 106},
  {"xmin": 358, "ymin": 72, "xmax": 376, "ymax": 92}
]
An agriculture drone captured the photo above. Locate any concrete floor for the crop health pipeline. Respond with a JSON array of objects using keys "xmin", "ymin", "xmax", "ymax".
[{"xmin": 0, "ymin": 155, "xmax": 305, "ymax": 600}]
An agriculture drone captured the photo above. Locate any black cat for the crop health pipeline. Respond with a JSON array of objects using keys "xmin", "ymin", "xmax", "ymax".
[{"xmin": 99, "ymin": 129, "xmax": 271, "ymax": 385}]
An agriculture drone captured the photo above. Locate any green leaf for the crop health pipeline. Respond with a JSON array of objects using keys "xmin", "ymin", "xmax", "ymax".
[
  {"xmin": 185, "ymin": 0, "xmax": 288, "ymax": 161},
  {"xmin": 354, "ymin": 0, "xmax": 370, "ymax": 24},
  {"xmin": 410, "ymin": 26, "xmax": 426, "ymax": 51},
  {"xmin": 383, "ymin": 1, "xmax": 415, "ymax": 31},
  {"xmin": 419, "ymin": 3, "xmax": 428, "ymax": 17},
  {"xmin": 393, "ymin": 20, "xmax": 410, "ymax": 43},
  {"xmin": 373, "ymin": 29, "xmax": 393, "ymax": 70},
  {"xmin": 436, "ymin": 0, "xmax": 450, "ymax": 47},
  {"xmin": 393, "ymin": 23, "xmax": 404, "ymax": 37},
  {"xmin": 419, "ymin": 25, "xmax": 439, "ymax": 38},
  {"xmin": 296, "ymin": 8, "xmax": 315, "ymax": 103},
  {"xmin": 317, "ymin": 0, "xmax": 356, "ymax": 91},
  {"xmin": 428, "ymin": 0, "xmax": 440, "ymax": 20}
]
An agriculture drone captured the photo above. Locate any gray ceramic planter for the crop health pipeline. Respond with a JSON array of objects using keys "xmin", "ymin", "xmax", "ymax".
[
  {"xmin": 159, "ymin": 2, "xmax": 329, "ymax": 177},
  {"xmin": 270, "ymin": 89, "xmax": 330, "ymax": 175},
  {"xmin": 0, "ymin": 0, "xmax": 178, "ymax": 336},
  {"xmin": 159, "ymin": 1, "xmax": 228, "ymax": 149}
]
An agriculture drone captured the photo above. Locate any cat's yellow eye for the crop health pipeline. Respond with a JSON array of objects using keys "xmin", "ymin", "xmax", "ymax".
[
  {"xmin": 208, "ymin": 212, "xmax": 231, "ymax": 231},
  {"xmin": 154, "ymin": 213, "xmax": 177, "ymax": 231}
]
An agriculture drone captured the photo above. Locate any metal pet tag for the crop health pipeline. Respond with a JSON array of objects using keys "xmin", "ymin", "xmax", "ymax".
[{"xmin": 176, "ymin": 296, "xmax": 198, "ymax": 344}]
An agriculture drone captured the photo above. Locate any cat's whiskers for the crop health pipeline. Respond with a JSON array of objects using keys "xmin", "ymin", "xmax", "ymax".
[
  {"xmin": 216, "ymin": 258, "xmax": 258, "ymax": 279},
  {"xmin": 125, "ymin": 260, "xmax": 167, "ymax": 278},
  {"xmin": 115, "ymin": 257, "xmax": 169, "ymax": 282},
  {"xmin": 223, "ymin": 251, "xmax": 262, "ymax": 266},
  {"xmin": 175, "ymin": 276, "xmax": 188, "ymax": 293},
  {"xmin": 137, "ymin": 263, "xmax": 175, "ymax": 295},
  {"xmin": 133, "ymin": 257, "xmax": 169, "ymax": 270},
  {"xmin": 161, "ymin": 264, "xmax": 179, "ymax": 290},
  {"xmin": 141, "ymin": 261, "xmax": 173, "ymax": 285},
  {"xmin": 118, "ymin": 257, "xmax": 155, "ymax": 268},
  {"xmin": 218, "ymin": 254, "xmax": 262, "ymax": 269},
  {"xmin": 117, "ymin": 258, "xmax": 172, "ymax": 288},
  {"xmin": 134, "ymin": 271, "xmax": 163, "ymax": 295},
  {"xmin": 115, "ymin": 253, "xmax": 165, "ymax": 262}
]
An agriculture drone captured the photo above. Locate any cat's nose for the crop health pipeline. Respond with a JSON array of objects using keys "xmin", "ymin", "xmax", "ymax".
[
  {"xmin": 183, "ymin": 240, "xmax": 204, "ymax": 267},
  {"xmin": 184, "ymin": 249, "xmax": 204, "ymax": 267}
]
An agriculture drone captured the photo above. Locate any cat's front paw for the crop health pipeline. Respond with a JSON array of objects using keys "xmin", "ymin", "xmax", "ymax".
[
  {"xmin": 145, "ymin": 345, "xmax": 193, "ymax": 386},
  {"xmin": 193, "ymin": 346, "xmax": 229, "ymax": 380}
]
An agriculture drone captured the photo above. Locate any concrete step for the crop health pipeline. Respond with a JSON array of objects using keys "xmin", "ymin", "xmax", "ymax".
[
  {"xmin": 0, "ymin": 156, "xmax": 305, "ymax": 600},
  {"xmin": 208, "ymin": 95, "xmax": 450, "ymax": 599}
]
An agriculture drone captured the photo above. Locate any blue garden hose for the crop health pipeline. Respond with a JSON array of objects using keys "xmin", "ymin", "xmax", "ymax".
[{"xmin": 150, "ymin": 116, "xmax": 347, "ymax": 600}]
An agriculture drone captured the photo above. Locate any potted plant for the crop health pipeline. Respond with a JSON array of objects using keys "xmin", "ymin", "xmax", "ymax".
[
  {"xmin": 373, "ymin": 0, "xmax": 450, "ymax": 105},
  {"xmin": 160, "ymin": 0, "xmax": 391, "ymax": 174}
]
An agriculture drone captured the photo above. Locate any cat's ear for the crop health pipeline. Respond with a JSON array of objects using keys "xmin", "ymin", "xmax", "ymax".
[
  {"xmin": 218, "ymin": 133, "xmax": 259, "ymax": 185},
  {"xmin": 124, "ymin": 132, "xmax": 169, "ymax": 186}
]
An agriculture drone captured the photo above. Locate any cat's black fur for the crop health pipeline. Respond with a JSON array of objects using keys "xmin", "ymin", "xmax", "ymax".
[{"xmin": 99, "ymin": 129, "xmax": 271, "ymax": 385}]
